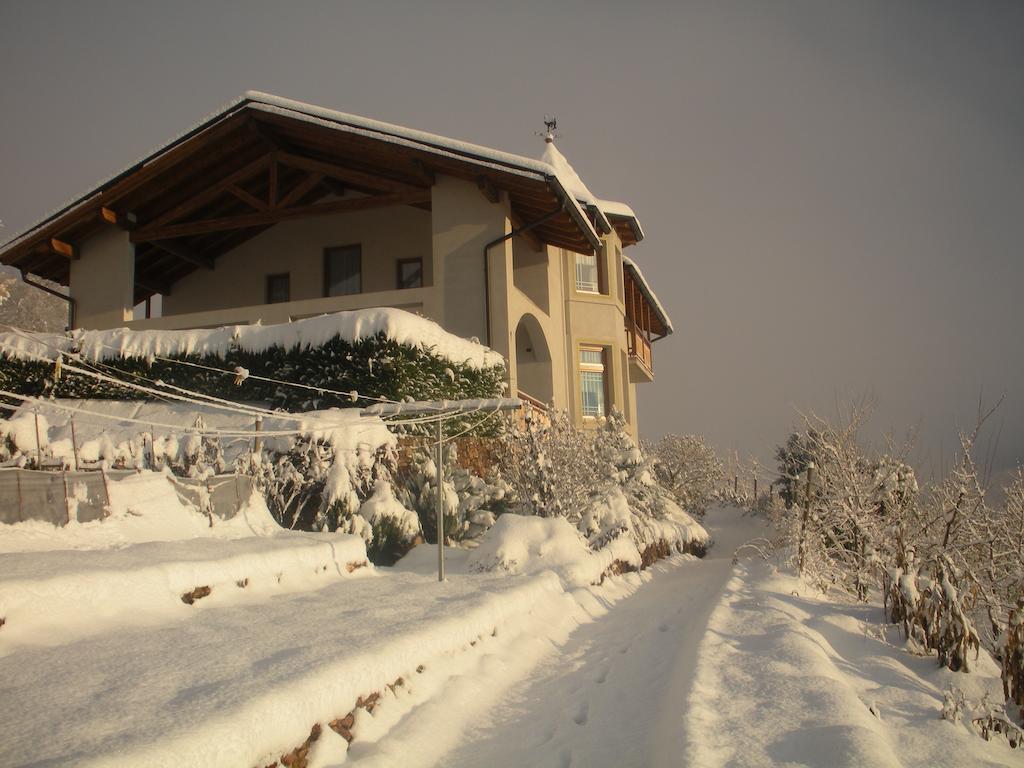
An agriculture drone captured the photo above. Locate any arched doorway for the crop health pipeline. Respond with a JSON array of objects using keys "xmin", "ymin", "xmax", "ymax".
[{"xmin": 514, "ymin": 314, "xmax": 553, "ymax": 405}]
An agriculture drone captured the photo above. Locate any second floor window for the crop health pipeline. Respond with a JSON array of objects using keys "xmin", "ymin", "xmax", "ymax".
[
  {"xmin": 325, "ymin": 245, "xmax": 362, "ymax": 296},
  {"xmin": 266, "ymin": 273, "xmax": 290, "ymax": 304},
  {"xmin": 575, "ymin": 252, "xmax": 601, "ymax": 293},
  {"xmin": 397, "ymin": 258, "xmax": 423, "ymax": 289}
]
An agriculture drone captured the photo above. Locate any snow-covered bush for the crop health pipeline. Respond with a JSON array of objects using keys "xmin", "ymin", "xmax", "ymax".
[
  {"xmin": 396, "ymin": 442, "xmax": 512, "ymax": 544},
  {"xmin": 500, "ymin": 408, "xmax": 709, "ymax": 569},
  {"xmin": 355, "ymin": 479, "xmax": 422, "ymax": 565},
  {"xmin": 772, "ymin": 400, "xmax": 1021, "ymax": 677}
]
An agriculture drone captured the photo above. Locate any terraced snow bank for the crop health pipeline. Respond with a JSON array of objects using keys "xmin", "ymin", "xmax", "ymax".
[{"xmin": 684, "ymin": 558, "xmax": 1023, "ymax": 768}]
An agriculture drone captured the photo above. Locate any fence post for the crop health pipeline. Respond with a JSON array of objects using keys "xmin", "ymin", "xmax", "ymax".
[
  {"xmin": 33, "ymin": 411, "xmax": 43, "ymax": 468},
  {"xmin": 753, "ymin": 477, "xmax": 758, "ymax": 500},
  {"xmin": 70, "ymin": 418, "xmax": 80, "ymax": 472},
  {"xmin": 16, "ymin": 470, "xmax": 24, "ymax": 523},
  {"xmin": 733, "ymin": 474, "xmax": 738, "ymax": 496},
  {"xmin": 150, "ymin": 426, "xmax": 158, "ymax": 470},
  {"xmin": 797, "ymin": 463, "xmax": 815, "ymax": 577},
  {"xmin": 99, "ymin": 467, "xmax": 111, "ymax": 513},
  {"xmin": 62, "ymin": 470, "xmax": 71, "ymax": 525},
  {"xmin": 254, "ymin": 417, "xmax": 263, "ymax": 454},
  {"xmin": 436, "ymin": 418, "xmax": 445, "ymax": 583},
  {"xmin": 205, "ymin": 478, "xmax": 214, "ymax": 527}
]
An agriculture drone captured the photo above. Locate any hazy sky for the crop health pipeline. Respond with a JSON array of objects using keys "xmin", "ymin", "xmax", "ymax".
[{"xmin": 1, "ymin": 1, "xmax": 1021, "ymax": 479}]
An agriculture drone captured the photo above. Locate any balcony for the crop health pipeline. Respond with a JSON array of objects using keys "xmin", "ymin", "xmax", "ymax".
[
  {"xmin": 125, "ymin": 287, "xmax": 434, "ymax": 331},
  {"xmin": 626, "ymin": 318, "xmax": 654, "ymax": 382}
]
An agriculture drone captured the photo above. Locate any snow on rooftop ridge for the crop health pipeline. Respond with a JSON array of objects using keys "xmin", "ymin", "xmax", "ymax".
[
  {"xmin": 622, "ymin": 255, "xmax": 673, "ymax": 334},
  {"xmin": 540, "ymin": 141, "xmax": 597, "ymax": 206},
  {"xmin": 0, "ymin": 308, "xmax": 505, "ymax": 369}
]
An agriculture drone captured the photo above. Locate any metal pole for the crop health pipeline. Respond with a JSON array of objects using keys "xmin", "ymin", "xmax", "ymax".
[
  {"xmin": 33, "ymin": 411, "xmax": 43, "ymax": 468},
  {"xmin": 70, "ymin": 418, "xmax": 80, "ymax": 472},
  {"xmin": 436, "ymin": 418, "xmax": 445, "ymax": 583},
  {"xmin": 254, "ymin": 417, "xmax": 263, "ymax": 454}
]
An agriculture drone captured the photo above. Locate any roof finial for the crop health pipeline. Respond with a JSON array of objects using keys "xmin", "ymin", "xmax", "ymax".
[{"xmin": 538, "ymin": 116, "xmax": 559, "ymax": 144}]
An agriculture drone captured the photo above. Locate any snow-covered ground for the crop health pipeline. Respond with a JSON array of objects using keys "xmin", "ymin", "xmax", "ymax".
[{"xmin": 1, "ymin": 504, "xmax": 1020, "ymax": 767}]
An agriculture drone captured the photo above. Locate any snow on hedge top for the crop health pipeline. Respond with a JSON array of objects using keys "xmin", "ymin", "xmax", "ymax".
[{"xmin": 0, "ymin": 308, "xmax": 505, "ymax": 370}]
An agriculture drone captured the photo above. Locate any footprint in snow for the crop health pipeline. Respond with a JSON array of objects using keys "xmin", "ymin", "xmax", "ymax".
[{"xmin": 572, "ymin": 701, "xmax": 589, "ymax": 726}]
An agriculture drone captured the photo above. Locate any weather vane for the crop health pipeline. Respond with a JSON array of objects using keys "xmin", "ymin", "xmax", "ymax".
[{"xmin": 537, "ymin": 116, "xmax": 559, "ymax": 143}]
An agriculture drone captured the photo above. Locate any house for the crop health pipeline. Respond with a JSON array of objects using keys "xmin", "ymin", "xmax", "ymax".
[{"xmin": 0, "ymin": 93, "xmax": 672, "ymax": 438}]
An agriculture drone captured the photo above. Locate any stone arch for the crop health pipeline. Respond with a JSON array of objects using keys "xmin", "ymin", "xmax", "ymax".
[{"xmin": 514, "ymin": 313, "xmax": 553, "ymax": 405}]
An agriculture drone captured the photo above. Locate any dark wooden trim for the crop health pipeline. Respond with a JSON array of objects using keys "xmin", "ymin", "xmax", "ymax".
[
  {"xmin": 133, "ymin": 192, "xmax": 427, "ymax": 242},
  {"xmin": 134, "ymin": 271, "xmax": 171, "ymax": 296},
  {"xmin": 151, "ymin": 240, "xmax": 214, "ymax": 270},
  {"xmin": 228, "ymin": 185, "xmax": 269, "ymax": 211},
  {"xmin": 277, "ymin": 171, "xmax": 324, "ymax": 210},
  {"xmin": 411, "ymin": 159, "xmax": 436, "ymax": 186},
  {"xmin": 143, "ymin": 153, "xmax": 274, "ymax": 232},
  {"xmin": 476, "ymin": 175, "xmax": 500, "ymax": 204},
  {"xmin": 276, "ymin": 151, "xmax": 425, "ymax": 195}
]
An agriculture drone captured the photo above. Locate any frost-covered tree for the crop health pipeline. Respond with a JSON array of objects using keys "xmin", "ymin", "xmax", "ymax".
[
  {"xmin": 0, "ymin": 272, "xmax": 66, "ymax": 332},
  {"xmin": 649, "ymin": 433, "xmax": 724, "ymax": 518}
]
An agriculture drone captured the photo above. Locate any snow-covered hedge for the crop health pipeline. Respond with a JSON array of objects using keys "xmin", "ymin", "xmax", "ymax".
[{"xmin": 0, "ymin": 309, "xmax": 505, "ymax": 415}]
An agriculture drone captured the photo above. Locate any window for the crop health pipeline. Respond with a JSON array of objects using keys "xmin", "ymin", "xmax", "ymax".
[
  {"xmin": 579, "ymin": 346, "xmax": 607, "ymax": 418},
  {"xmin": 324, "ymin": 245, "xmax": 362, "ymax": 297},
  {"xmin": 575, "ymin": 252, "xmax": 601, "ymax": 293},
  {"xmin": 266, "ymin": 273, "xmax": 290, "ymax": 304},
  {"xmin": 397, "ymin": 257, "xmax": 423, "ymax": 290}
]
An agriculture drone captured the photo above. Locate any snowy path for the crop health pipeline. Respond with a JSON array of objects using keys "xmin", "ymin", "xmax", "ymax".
[{"xmin": 388, "ymin": 506, "xmax": 768, "ymax": 768}]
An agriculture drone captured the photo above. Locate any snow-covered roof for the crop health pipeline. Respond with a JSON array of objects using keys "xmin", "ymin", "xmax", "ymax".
[
  {"xmin": 622, "ymin": 255, "xmax": 673, "ymax": 336},
  {"xmin": 0, "ymin": 92, "xmax": 625, "ymax": 259},
  {"xmin": 597, "ymin": 198, "xmax": 646, "ymax": 243}
]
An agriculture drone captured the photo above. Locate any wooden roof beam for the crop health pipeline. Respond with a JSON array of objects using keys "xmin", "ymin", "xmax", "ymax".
[
  {"xmin": 50, "ymin": 238, "xmax": 79, "ymax": 260},
  {"xmin": 411, "ymin": 159, "xmax": 436, "ymax": 186},
  {"xmin": 477, "ymin": 176, "xmax": 500, "ymax": 204},
  {"xmin": 228, "ymin": 185, "xmax": 269, "ymax": 211},
  {"xmin": 100, "ymin": 207, "xmax": 137, "ymax": 230},
  {"xmin": 143, "ymin": 153, "xmax": 274, "ymax": 232},
  {"xmin": 275, "ymin": 152, "xmax": 424, "ymax": 195},
  {"xmin": 134, "ymin": 271, "xmax": 172, "ymax": 296},
  {"xmin": 151, "ymin": 240, "xmax": 214, "ymax": 270},
  {"xmin": 132, "ymin": 190, "xmax": 430, "ymax": 242},
  {"xmin": 277, "ymin": 171, "xmax": 324, "ymax": 210}
]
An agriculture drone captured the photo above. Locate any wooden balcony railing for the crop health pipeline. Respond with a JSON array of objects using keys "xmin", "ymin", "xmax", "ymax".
[
  {"xmin": 516, "ymin": 390, "xmax": 549, "ymax": 412},
  {"xmin": 626, "ymin": 318, "xmax": 653, "ymax": 376}
]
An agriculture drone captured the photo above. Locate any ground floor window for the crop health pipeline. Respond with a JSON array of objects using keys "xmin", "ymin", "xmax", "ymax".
[
  {"xmin": 579, "ymin": 346, "xmax": 607, "ymax": 418},
  {"xmin": 266, "ymin": 273, "xmax": 290, "ymax": 304}
]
